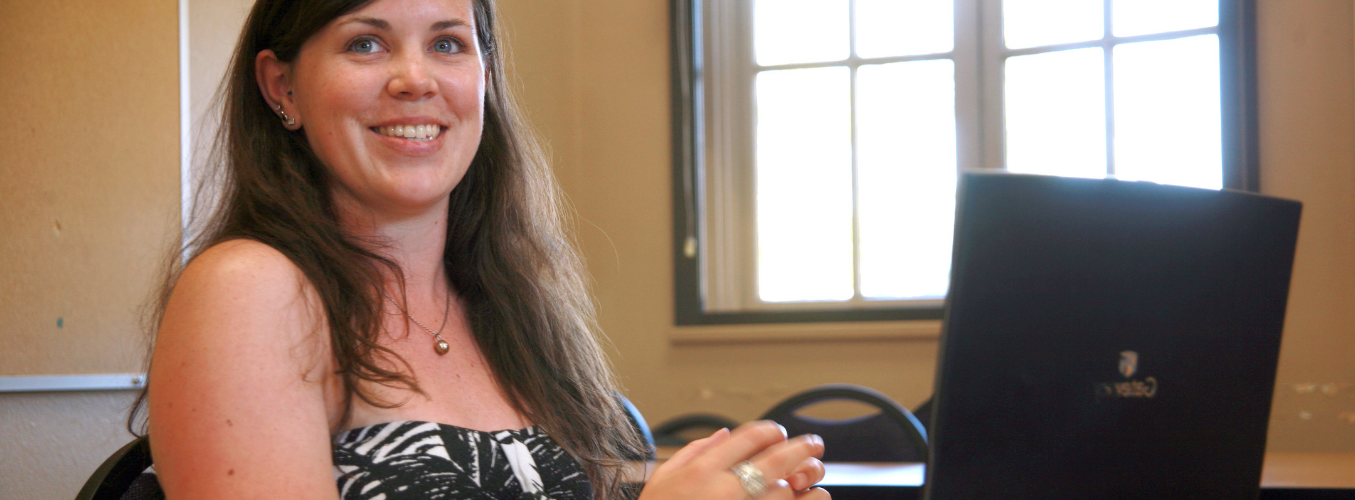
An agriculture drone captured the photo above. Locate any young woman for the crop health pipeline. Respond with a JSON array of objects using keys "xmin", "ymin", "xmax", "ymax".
[{"xmin": 138, "ymin": 0, "xmax": 829, "ymax": 499}]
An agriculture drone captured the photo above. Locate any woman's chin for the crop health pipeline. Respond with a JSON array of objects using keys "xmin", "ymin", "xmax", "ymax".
[
  {"xmin": 379, "ymin": 190, "xmax": 456, "ymax": 215},
  {"xmin": 330, "ymin": 184, "xmax": 457, "ymax": 222}
]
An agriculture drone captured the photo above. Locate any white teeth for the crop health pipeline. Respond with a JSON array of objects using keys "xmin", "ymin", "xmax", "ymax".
[{"xmin": 377, "ymin": 124, "xmax": 441, "ymax": 141}]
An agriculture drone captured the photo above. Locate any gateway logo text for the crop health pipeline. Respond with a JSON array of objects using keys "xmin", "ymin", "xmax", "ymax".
[{"xmin": 1097, "ymin": 350, "xmax": 1158, "ymax": 399}]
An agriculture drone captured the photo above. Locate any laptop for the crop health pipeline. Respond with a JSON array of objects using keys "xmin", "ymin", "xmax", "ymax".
[{"xmin": 923, "ymin": 173, "xmax": 1302, "ymax": 500}]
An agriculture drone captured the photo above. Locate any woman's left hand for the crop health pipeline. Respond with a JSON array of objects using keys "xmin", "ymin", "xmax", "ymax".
[{"xmin": 637, "ymin": 421, "xmax": 830, "ymax": 500}]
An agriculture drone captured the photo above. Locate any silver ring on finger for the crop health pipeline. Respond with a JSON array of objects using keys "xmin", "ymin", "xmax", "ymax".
[{"xmin": 731, "ymin": 460, "xmax": 767, "ymax": 498}]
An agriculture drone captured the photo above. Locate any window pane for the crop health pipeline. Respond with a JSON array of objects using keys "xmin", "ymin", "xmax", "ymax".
[
  {"xmin": 1114, "ymin": 0, "xmax": 1218, "ymax": 37},
  {"xmin": 755, "ymin": 0, "xmax": 850, "ymax": 66},
  {"xmin": 756, "ymin": 67, "xmax": 854, "ymax": 302},
  {"xmin": 856, "ymin": 0, "xmax": 954, "ymax": 58},
  {"xmin": 1003, "ymin": 0, "xmax": 1103, "ymax": 50},
  {"xmin": 1005, "ymin": 48, "xmax": 1107, "ymax": 178},
  {"xmin": 856, "ymin": 60, "xmax": 957, "ymax": 300},
  {"xmin": 1114, "ymin": 35, "xmax": 1222, "ymax": 189}
]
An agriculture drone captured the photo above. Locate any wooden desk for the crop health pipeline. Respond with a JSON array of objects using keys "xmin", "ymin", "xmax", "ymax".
[
  {"xmin": 644, "ymin": 449, "xmax": 1355, "ymax": 498},
  {"xmin": 1261, "ymin": 452, "xmax": 1355, "ymax": 489}
]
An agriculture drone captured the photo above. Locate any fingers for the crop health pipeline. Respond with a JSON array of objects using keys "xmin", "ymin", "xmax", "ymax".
[
  {"xmin": 750, "ymin": 433, "xmax": 824, "ymax": 484},
  {"xmin": 638, "ymin": 423, "xmax": 829, "ymax": 500},
  {"xmin": 761, "ymin": 481, "xmax": 831, "ymax": 500},
  {"xmin": 662, "ymin": 428, "xmax": 729, "ymax": 470},
  {"xmin": 783, "ymin": 457, "xmax": 826, "ymax": 491},
  {"xmin": 696, "ymin": 421, "xmax": 788, "ymax": 469},
  {"xmin": 795, "ymin": 487, "xmax": 831, "ymax": 500}
]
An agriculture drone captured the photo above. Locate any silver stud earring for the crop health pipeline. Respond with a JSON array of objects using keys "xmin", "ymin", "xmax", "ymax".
[{"xmin": 275, "ymin": 104, "xmax": 296, "ymax": 127}]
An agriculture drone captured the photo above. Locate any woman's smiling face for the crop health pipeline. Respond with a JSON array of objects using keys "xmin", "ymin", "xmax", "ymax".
[{"xmin": 266, "ymin": 0, "xmax": 485, "ymax": 217}]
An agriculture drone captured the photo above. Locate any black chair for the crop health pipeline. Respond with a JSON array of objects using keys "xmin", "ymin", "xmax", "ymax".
[
  {"xmin": 617, "ymin": 392, "xmax": 658, "ymax": 461},
  {"xmin": 75, "ymin": 436, "xmax": 162, "ymax": 500},
  {"xmin": 760, "ymin": 384, "xmax": 928, "ymax": 463},
  {"xmin": 650, "ymin": 413, "xmax": 741, "ymax": 447},
  {"xmin": 913, "ymin": 395, "xmax": 934, "ymax": 433}
]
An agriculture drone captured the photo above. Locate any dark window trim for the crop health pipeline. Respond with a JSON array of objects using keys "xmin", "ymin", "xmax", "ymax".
[
  {"xmin": 670, "ymin": 0, "xmax": 1258, "ymax": 326},
  {"xmin": 1221, "ymin": 0, "xmax": 1261, "ymax": 192}
]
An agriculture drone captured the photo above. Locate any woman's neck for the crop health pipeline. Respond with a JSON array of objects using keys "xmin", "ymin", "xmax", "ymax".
[{"xmin": 332, "ymin": 192, "xmax": 451, "ymax": 296}]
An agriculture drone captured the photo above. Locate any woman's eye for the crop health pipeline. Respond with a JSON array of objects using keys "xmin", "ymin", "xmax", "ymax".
[
  {"xmin": 349, "ymin": 38, "xmax": 380, "ymax": 53},
  {"xmin": 433, "ymin": 38, "xmax": 459, "ymax": 54}
]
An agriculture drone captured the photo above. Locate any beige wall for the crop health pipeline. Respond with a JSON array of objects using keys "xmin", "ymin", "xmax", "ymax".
[
  {"xmin": 2, "ymin": 0, "xmax": 1352, "ymax": 497},
  {"xmin": 0, "ymin": 0, "xmax": 180, "ymax": 497},
  {"xmin": 0, "ymin": 0, "xmax": 179, "ymax": 376},
  {"xmin": 1257, "ymin": 0, "xmax": 1355, "ymax": 450}
]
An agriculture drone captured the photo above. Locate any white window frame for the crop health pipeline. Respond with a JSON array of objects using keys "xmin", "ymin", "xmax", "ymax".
[
  {"xmin": 980, "ymin": 0, "xmax": 1226, "ymax": 177},
  {"xmin": 671, "ymin": 0, "xmax": 1257, "ymax": 325},
  {"xmin": 700, "ymin": 0, "xmax": 980, "ymax": 315}
]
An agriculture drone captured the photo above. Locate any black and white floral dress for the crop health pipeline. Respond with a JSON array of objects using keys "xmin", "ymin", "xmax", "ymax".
[{"xmin": 332, "ymin": 421, "xmax": 592, "ymax": 500}]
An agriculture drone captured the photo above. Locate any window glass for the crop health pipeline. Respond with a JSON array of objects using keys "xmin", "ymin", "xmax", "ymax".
[
  {"xmin": 855, "ymin": 0, "xmax": 955, "ymax": 58},
  {"xmin": 1005, "ymin": 47, "xmax": 1107, "ymax": 178},
  {"xmin": 857, "ymin": 60, "xmax": 957, "ymax": 300},
  {"xmin": 679, "ymin": 0, "xmax": 1243, "ymax": 321},
  {"xmin": 1114, "ymin": 0, "xmax": 1218, "ymax": 37},
  {"xmin": 755, "ymin": 0, "xmax": 851, "ymax": 66},
  {"xmin": 1003, "ymin": 0, "xmax": 1103, "ymax": 49},
  {"xmin": 1114, "ymin": 35, "xmax": 1222, "ymax": 189},
  {"xmin": 755, "ymin": 67, "xmax": 855, "ymax": 302}
]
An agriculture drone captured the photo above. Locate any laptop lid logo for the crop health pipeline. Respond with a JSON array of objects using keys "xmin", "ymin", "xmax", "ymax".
[
  {"xmin": 1119, "ymin": 350, "xmax": 1138, "ymax": 378},
  {"xmin": 1097, "ymin": 351, "xmax": 1157, "ymax": 400}
]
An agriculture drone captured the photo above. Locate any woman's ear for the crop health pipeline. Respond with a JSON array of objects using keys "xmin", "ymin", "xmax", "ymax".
[{"xmin": 255, "ymin": 49, "xmax": 301, "ymax": 130}]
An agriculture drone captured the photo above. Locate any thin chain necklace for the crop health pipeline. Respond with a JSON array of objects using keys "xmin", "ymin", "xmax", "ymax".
[{"xmin": 380, "ymin": 287, "xmax": 452, "ymax": 355}]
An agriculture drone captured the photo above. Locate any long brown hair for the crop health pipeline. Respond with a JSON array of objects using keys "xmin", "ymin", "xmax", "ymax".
[{"xmin": 131, "ymin": 0, "xmax": 643, "ymax": 497}]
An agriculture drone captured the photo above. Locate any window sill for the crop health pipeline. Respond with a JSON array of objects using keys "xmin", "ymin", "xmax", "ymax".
[{"xmin": 669, "ymin": 320, "xmax": 942, "ymax": 345}]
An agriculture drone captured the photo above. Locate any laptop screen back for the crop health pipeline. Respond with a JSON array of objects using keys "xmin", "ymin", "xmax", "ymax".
[{"xmin": 924, "ymin": 173, "xmax": 1301, "ymax": 500}]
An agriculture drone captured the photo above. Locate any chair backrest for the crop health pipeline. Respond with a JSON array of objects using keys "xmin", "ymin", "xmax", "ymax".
[
  {"xmin": 616, "ymin": 392, "xmax": 657, "ymax": 461},
  {"xmin": 650, "ymin": 413, "xmax": 741, "ymax": 447},
  {"xmin": 913, "ymin": 396, "xmax": 934, "ymax": 433},
  {"xmin": 75, "ymin": 436, "xmax": 160, "ymax": 500},
  {"xmin": 760, "ymin": 384, "xmax": 928, "ymax": 463}
]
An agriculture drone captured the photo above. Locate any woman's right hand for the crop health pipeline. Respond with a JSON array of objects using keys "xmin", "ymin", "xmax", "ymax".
[{"xmin": 638, "ymin": 421, "xmax": 830, "ymax": 500}]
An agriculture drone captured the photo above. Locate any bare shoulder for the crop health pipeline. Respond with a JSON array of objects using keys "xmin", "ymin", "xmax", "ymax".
[
  {"xmin": 149, "ymin": 239, "xmax": 340, "ymax": 499},
  {"xmin": 182, "ymin": 239, "xmax": 311, "ymax": 304},
  {"xmin": 157, "ymin": 237, "xmax": 331, "ymax": 384},
  {"xmin": 171, "ymin": 239, "xmax": 323, "ymax": 337}
]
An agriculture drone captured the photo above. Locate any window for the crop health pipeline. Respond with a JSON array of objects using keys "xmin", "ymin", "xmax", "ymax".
[{"xmin": 672, "ymin": 0, "xmax": 1257, "ymax": 325}]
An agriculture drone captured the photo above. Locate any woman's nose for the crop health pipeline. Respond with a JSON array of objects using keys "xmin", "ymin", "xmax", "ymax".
[{"xmin": 387, "ymin": 52, "xmax": 438, "ymax": 100}]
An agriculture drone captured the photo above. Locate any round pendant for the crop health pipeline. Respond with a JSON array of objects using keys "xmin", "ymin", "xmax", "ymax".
[{"xmin": 434, "ymin": 338, "xmax": 450, "ymax": 355}]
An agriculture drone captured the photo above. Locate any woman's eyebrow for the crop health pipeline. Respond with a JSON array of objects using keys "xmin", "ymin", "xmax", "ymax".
[
  {"xmin": 341, "ymin": 17, "xmax": 390, "ymax": 30},
  {"xmin": 431, "ymin": 19, "xmax": 470, "ymax": 31}
]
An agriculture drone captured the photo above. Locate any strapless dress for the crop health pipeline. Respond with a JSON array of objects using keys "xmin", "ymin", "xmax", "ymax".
[{"xmin": 332, "ymin": 421, "xmax": 592, "ymax": 500}]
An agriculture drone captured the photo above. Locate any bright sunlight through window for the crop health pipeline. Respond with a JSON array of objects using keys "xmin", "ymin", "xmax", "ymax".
[{"xmin": 735, "ymin": 0, "xmax": 1224, "ymax": 306}]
